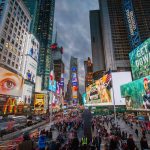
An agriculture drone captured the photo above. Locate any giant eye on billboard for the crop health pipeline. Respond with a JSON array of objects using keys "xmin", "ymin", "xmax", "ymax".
[
  {"xmin": 129, "ymin": 38, "xmax": 150, "ymax": 80},
  {"xmin": 121, "ymin": 75, "xmax": 150, "ymax": 110},
  {"xmin": 0, "ymin": 67, "xmax": 24, "ymax": 97}
]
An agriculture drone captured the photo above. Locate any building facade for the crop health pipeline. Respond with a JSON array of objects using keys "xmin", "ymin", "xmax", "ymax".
[
  {"xmin": 22, "ymin": 33, "xmax": 39, "ymax": 104},
  {"xmin": 70, "ymin": 56, "xmax": 79, "ymax": 105},
  {"xmin": 90, "ymin": 10, "xmax": 105, "ymax": 72},
  {"xmin": 35, "ymin": 0, "xmax": 55, "ymax": 90},
  {"xmin": 0, "ymin": 0, "xmax": 31, "ymax": 74},
  {"xmin": 94, "ymin": 0, "xmax": 150, "ymax": 71},
  {"xmin": 84, "ymin": 57, "xmax": 93, "ymax": 90},
  {"xmin": 23, "ymin": 0, "xmax": 39, "ymax": 35}
]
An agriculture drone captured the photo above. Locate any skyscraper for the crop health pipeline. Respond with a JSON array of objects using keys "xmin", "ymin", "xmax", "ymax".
[
  {"xmin": 0, "ymin": 0, "xmax": 31, "ymax": 74},
  {"xmin": 91, "ymin": 0, "xmax": 150, "ymax": 71},
  {"xmin": 23, "ymin": 0, "xmax": 39, "ymax": 34},
  {"xmin": 84, "ymin": 57, "xmax": 93, "ymax": 90},
  {"xmin": 70, "ymin": 56, "xmax": 79, "ymax": 105},
  {"xmin": 90, "ymin": 10, "xmax": 105, "ymax": 72},
  {"xmin": 36, "ymin": 0, "xmax": 55, "ymax": 90}
]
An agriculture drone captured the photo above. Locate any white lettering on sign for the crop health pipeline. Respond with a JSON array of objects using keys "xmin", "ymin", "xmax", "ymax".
[{"xmin": 126, "ymin": 10, "xmax": 136, "ymax": 36}]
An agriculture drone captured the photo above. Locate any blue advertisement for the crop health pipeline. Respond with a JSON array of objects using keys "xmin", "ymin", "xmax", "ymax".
[
  {"xmin": 72, "ymin": 67, "xmax": 77, "ymax": 72},
  {"xmin": 48, "ymin": 80, "xmax": 57, "ymax": 92},
  {"xmin": 123, "ymin": 0, "xmax": 141, "ymax": 49}
]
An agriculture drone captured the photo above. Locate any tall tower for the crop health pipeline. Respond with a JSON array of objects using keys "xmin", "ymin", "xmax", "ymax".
[
  {"xmin": 70, "ymin": 56, "xmax": 79, "ymax": 105},
  {"xmin": 96, "ymin": 0, "xmax": 150, "ymax": 71},
  {"xmin": 23, "ymin": 0, "xmax": 39, "ymax": 35},
  {"xmin": 36, "ymin": 0, "xmax": 55, "ymax": 90},
  {"xmin": 84, "ymin": 57, "xmax": 93, "ymax": 90},
  {"xmin": 90, "ymin": 10, "xmax": 105, "ymax": 72}
]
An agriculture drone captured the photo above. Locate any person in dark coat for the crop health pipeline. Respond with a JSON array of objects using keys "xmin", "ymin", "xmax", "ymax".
[
  {"xmin": 135, "ymin": 129, "xmax": 139, "ymax": 137},
  {"xmin": 17, "ymin": 132, "xmax": 36, "ymax": 150},
  {"xmin": 71, "ymin": 132, "xmax": 79, "ymax": 150},
  {"xmin": 140, "ymin": 135, "xmax": 149, "ymax": 150},
  {"xmin": 127, "ymin": 134, "xmax": 136, "ymax": 150}
]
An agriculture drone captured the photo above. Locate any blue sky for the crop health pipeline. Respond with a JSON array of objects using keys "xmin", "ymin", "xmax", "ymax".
[{"xmin": 54, "ymin": 0, "xmax": 99, "ymax": 94}]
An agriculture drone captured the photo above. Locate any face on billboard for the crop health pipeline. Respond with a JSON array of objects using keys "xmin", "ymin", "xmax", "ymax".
[
  {"xmin": 0, "ymin": 67, "xmax": 23, "ymax": 96},
  {"xmin": 121, "ymin": 75, "xmax": 150, "ymax": 110},
  {"xmin": 129, "ymin": 38, "xmax": 150, "ymax": 80},
  {"xmin": 86, "ymin": 73, "xmax": 112, "ymax": 105}
]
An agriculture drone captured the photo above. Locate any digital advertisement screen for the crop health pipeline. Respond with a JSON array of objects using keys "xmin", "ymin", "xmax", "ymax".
[
  {"xmin": 121, "ymin": 75, "xmax": 150, "ymax": 110},
  {"xmin": 86, "ymin": 73, "xmax": 112, "ymax": 105},
  {"xmin": 48, "ymin": 80, "xmax": 57, "ymax": 92},
  {"xmin": 0, "ymin": 67, "xmax": 24, "ymax": 97},
  {"xmin": 129, "ymin": 38, "xmax": 150, "ymax": 80},
  {"xmin": 34, "ymin": 94, "xmax": 45, "ymax": 110}
]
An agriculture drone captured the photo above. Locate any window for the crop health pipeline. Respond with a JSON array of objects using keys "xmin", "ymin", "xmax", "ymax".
[
  {"xmin": 1, "ymin": 38, "xmax": 5, "ymax": 44},
  {"xmin": 19, "ymin": 26, "xmax": 21, "ymax": 30},
  {"xmin": 2, "ymin": 56, "xmax": 6, "ymax": 62},
  {"xmin": 12, "ymin": 55, "xmax": 16, "ymax": 60},
  {"xmin": 14, "ymin": 27, "xmax": 17, "ymax": 32},
  {"xmin": 10, "ymin": 23, "xmax": 13, "ymax": 28},
  {"xmin": 11, "ymin": 39, "xmax": 15, "ymax": 44},
  {"xmin": 13, "ymin": 33, "xmax": 16, "ymax": 38},
  {"xmin": 7, "ymin": 59, "xmax": 10, "ymax": 65},
  {"xmin": 9, "ymin": 29, "xmax": 12, "ymax": 34},
  {"xmin": 12, "ymin": 17, "xmax": 15, "ymax": 23},
  {"xmin": 4, "ymin": 25, "xmax": 8, "ymax": 31},
  {"xmin": 4, "ymin": 49, "xmax": 8, "ymax": 55},
  {"xmin": 6, "ymin": 18, "xmax": 9, "ymax": 24},
  {"xmin": 9, "ymin": 52, "xmax": 12, "ymax": 58},
  {"xmin": 15, "ymin": 43, "xmax": 18, "ymax": 48},
  {"xmin": 15, "ymin": 22, "xmax": 18, "ymax": 26},
  {"xmin": 7, "ymin": 12, "xmax": 11, "ymax": 18},
  {"xmin": 12, "ymin": 61, "xmax": 14, "ymax": 67},
  {"xmin": 7, "ymin": 35, "xmax": 11, "ymax": 41},
  {"xmin": 17, "ymin": 57, "xmax": 19, "ymax": 62},
  {"xmin": 0, "ymin": 45, "xmax": 3, "ymax": 52},
  {"xmin": 18, "ymin": 31, "xmax": 20, "ymax": 36},
  {"xmin": 16, "ymin": 64, "xmax": 18, "ymax": 69}
]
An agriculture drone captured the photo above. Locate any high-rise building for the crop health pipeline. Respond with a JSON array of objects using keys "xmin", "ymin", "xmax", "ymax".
[
  {"xmin": 70, "ymin": 56, "xmax": 79, "ymax": 105},
  {"xmin": 84, "ymin": 57, "xmax": 93, "ymax": 90},
  {"xmin": 35, "ymin": 0, "xmax": 55, "ymax": 90},
  {"xmin": 89, "ymin": 10, "xmax": 105, "ymax": 72},
  {"xmin": 0, "ymin": 0, "xmax": 31, "ymax": 74},
  {"xmin": 91, "ymin": 0, "xmax": 150, "ymax": 71},
  {"xmin": 23, "ymin": 0, "xmax": 39, "ymax": 35},
  {"xmin": 51, "ymin": 43, "xmax": 64, "ymax": 82}
]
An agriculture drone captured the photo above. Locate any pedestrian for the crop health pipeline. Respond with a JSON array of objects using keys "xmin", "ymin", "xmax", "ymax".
[
  {"xmin": 127, "ymin": 134, "xmax": 136, "ymax": 150},
  {"xmin": 140, "ymin": 135, "xmax": 149, "ymax": 150},
  {"xmin": 71, "ymin": 131, "xmax": 79, "ymax": 150},
  {"xmin": 17, "ymin": 132, "xmax": 36, "ymax": 150},
  {"xmin": 38, "ymin": 130, "xmax": 47, "ymax": 150},
  {"xmin": 135, "ymin": 129, "xmax": 138, "ymax": 137}
]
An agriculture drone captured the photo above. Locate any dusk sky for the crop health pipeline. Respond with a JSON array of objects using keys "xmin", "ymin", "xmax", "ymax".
[{"xmin": 54, "ymin": 0, "xmax": 99, "ymax": 94}]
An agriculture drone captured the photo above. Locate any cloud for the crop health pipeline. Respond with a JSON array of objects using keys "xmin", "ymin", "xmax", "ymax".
[{"xmin": 54, "ymin": 0, "xmax": 99, "ymax": 94}]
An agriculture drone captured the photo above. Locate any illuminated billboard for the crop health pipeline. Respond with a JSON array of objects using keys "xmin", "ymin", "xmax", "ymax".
[
  {"xmin": 0, "ymin": 67, "xmax": 24, "ymax": 97},
  {"xmin": 48, "ymin": 80, "xmax": 57, "ymax": 92},
  {"xmin": 34, "ymin": 94, "xmax": 45, "ymax": 111},
  {"xmin": 123, "ymin": 0, "xmax": 141, "ymax": 49},
  {"xmin": 121, "ymin": 75, "xmax": 150, "ymax": 110},
  {"xmin": 129, "ymin": 38, "xmax": 150, "ymax": 80},
  {"xmin": 86, "ymin": 73, "xmax": 112, "ymax": 105}
]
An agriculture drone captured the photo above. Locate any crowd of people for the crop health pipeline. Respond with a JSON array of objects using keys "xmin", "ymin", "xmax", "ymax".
[{"xmin": 16, "ymin": 112, "xmax": 150, "ymax": 150}]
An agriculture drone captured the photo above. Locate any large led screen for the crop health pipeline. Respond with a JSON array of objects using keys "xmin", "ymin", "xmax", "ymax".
[
  {"xmin": 0, "ymin": 67, "xmax": 24, "ymax": 97},
  {"xmin": 121, "ymin": 75, "xmax": 150, "ymax": 110},
  {"xmin": 129, "ymin": 38, "xmax": 150, "ymax": 80},
  {"xmin": 34, "ymin": 94, "xmax": 45, "ymax": 110},
  {"xmin": 86, "ymin": 73, "xmax": 112, "ymax": 105}
]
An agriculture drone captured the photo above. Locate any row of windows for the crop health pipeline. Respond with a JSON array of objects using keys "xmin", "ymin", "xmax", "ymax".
[{"xmin": 0, "ymin": 53, "xmax": 21, "ymax": 70}]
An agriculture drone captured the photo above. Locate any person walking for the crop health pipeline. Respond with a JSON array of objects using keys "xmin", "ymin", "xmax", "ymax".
[
  {"xmin": 38, "ymin": 130, "xmax": 47, "ymax": 150},
  {"xmin": 127, "ymin": 134, "xmax": 136, "ymax": 150},
  {"xmin": 140, "ymin": 135, "xmax": 149, "ymax": 150},
  {"xmin": 135, "ymin": 129, "xmax": 139, "ymax": 137},
  {"xmin": 17, "ymin": 132, "xmax": 36, "ymax": 150}
]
